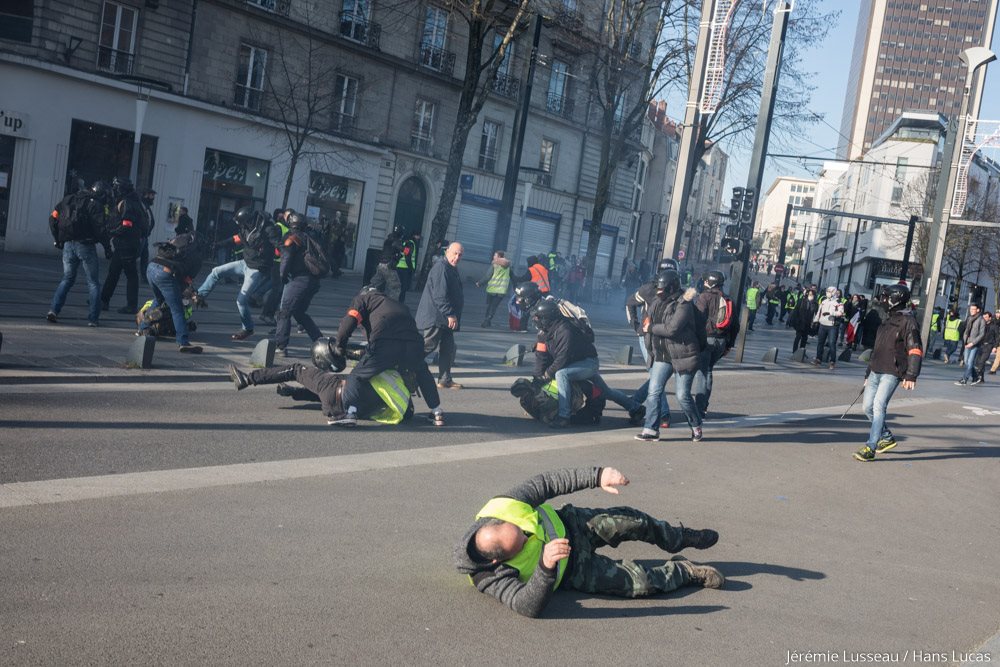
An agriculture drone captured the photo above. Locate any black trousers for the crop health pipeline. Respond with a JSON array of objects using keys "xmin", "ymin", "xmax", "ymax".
[
  {"xmin": 422, "ymin": 325, "xmax": 456, "ymax": 383},
  {"xmin": 342, "ymin": 338, "xmax": 441, "ymax": 412},
  {"xmin": 275, "ymin": 275, "xmax": 322, "ymax": 349},
  {"xmin": 261, "ymin": 263, "xmax": 281, "ymax": 318},
  {"xmin": 101, "ymin": 252, "xmax": 139, "ymax": 309},
  {"xmin": 484, "ymin": 293, "xmax": 504, "ymax": 324},
  {"xmin": 248, "ymin": 364, "xmax": 361, "ymax": 418}
]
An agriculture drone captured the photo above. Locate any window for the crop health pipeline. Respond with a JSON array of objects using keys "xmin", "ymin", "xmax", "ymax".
[
  {"xmin": 420, "ymin": 6, "xmax": 449, "ymax": 71},
  {"xmin": 411, "ymin": 99, "xmax": 435, "ymax": 153},
  {"xmin": 891, "ymin": 157, "xmax": 908, "ymax": 205},
  {"xmin": 246, "ymin": 0, "xmax": 290, "ymax": 16},
  {"xmin": 341, "ymin": 0, "xmax": 371, "ymax": 42},
  {"xmin": 538, "ymin": 138, "xmax": 557, "ymax": 186},
  {"xmin": 546, "ymin": 60, "xmax": 569, "ymax": 114},
  {"xmin": 0, "ymin": 0, "xmax": 33, "ymax": 43},
  {"xmin": 235, "ymin": 43, "xmax": 268, "ymax": 111},
  {"xmin": 332, "ymin": 75, "xmax": 358, "ymax": 133},
  {"xmin": 97, "ymin": 1, "xmax": 138, "ymax": 74},
  {"xmin": 493, "ymin": 33, "xmax": 514, "ymax": 77},
  {"xmin": 478, "ymin": 120, "xmax": 501, "ymax": 171}
]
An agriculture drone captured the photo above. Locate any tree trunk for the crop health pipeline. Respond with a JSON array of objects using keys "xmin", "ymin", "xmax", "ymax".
[{"xmin": 583, "ymin": 131, "xmax": 616, "ymax": 297}]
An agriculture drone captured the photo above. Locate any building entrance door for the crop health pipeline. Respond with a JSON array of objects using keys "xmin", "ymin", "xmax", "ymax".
[
  {"xmin": 0, "ymin": 136, "xmax": 14, "ymax": 241},
  {"xmin": 391, "ymin": 177, "xmax": 427, "ymax": 239}
]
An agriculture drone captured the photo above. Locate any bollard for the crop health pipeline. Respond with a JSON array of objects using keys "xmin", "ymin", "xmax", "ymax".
[
  {"xmin": 838, "ymin": 348, "xmax": 852, "ymax": 363},
  {"xmin": 126, "ymin": 335, "xmax": 155, "ymax": 369},
  {"xmin": 791, "ymin": 348, "xmax": 805, "ymax": 363},
  {"xmin": 859, "ymin": 349, "xmax": 872, "ymax": 362},
  {"xmin": 250, "ymin": 338, "xmax": 276, "ymax": 368},
  {"xmin": 760, "ymin": 347, "xmax": 778, "ymax": 364},
  {"xmin": 503, "ymin": 343, "xmax": 526, "ymax": 367},
  {"xmin": 614, "ymin": 345, "xmax": 634, "ymax": 365}
]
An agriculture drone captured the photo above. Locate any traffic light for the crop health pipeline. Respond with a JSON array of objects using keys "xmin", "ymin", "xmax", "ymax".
[
  {"xmin": 730, "ymin": 187, "xmax": 744, "ymax": 220},
  {"xmin": 741, "ymin": 188, "xmax": 756, "ymax": 222},
  {"xmin": 720, "ymin": 238, "xmax": 743, "ymax": 256}
]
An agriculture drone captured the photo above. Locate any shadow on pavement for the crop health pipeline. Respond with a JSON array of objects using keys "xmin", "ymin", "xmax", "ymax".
[
  {"xmin": 545, "ymin": 595, "xmax": 729, "ymax": 620},
  {"xmin": 890, "ymin": 444, "xmax": 1000, "ymax": 461},
  {"xmin": 708, "ymin": 560, "xmax": 826, "ymax": 582}
]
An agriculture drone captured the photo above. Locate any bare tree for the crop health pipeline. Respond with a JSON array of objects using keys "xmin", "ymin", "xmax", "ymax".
[
  {"xmin": 417, "ymin": 0, "xmax": 532, "ymax": 283},
  {"xmin": 580, "ymin": 0, "xmax": 686, "ymax": 291}
]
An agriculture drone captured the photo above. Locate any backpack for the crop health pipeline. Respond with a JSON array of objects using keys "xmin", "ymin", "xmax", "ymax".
[
  {"xmin": 51, "ymin": 191, "xmax": 99, "ymax": 243},
  {"xmin": 708, "ymin": 294, "xmax": 734, "ymax": 333},
  {"xmin": 302, "ymin": 233, "xmax": 330, "ymax": 277},
  {"xmin": 155, "ymin": 232, "xmax": 202, "ymax": 280},
  {"xmin": 555, "ymin": 298, "xmax": 594, "ymax": 341}
]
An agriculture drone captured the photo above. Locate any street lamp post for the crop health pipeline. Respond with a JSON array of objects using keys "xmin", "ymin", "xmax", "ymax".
[
  {"xmin": 918, "ymin": 47, "xmax": 996, "ymax": 345},
  {"xmin": 128, "ymin": 83, "xmax": 152, "ymax": 185}
]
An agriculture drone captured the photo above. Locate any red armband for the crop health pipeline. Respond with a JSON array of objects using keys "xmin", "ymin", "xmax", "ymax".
[
  {"xmin": 347, "ymin": 308, "xmax": 362, "ymax": 324},
  {"xmin": 233, "ymin": 234, "xmax": 241, "ymax": 244},
  {"xmin": 122, "ymin": 219, "xmax": 133, "ymax": 228}
]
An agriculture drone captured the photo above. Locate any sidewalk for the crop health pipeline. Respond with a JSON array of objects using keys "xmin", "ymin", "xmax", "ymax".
[{"xmin": 0, "ymin": 250, "xmax": 825, "ymax": 383}]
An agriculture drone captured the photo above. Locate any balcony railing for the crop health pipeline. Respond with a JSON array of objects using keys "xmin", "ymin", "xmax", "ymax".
[
  {"xmin": 330, "ymin": 111, "xmax": 356, "ymax": 136},
  {"xmin": 478, "ymin": 150, "xmax": 498, "ymax": 172},
  {"xmin": 544, "ymin": 92, "xmax": 575, "ymax": 119},
  {"xmin": 419, "ymin": 44, "xmax": 456, "ymax": 77},
  {"xmin": 410, "ymin": 132, "xmax": 433, "ymax": 154},
  {"xmin": 96, "ymin": 46, "xmax": 134, "ymax": 75},
  {"xmin": 553, "ymin": 8, "xmax": 584, "ymax": 32},
  {"xmin": 490, "ymin": 73, "xmax": 520, "ymax": 100},
  {"xmin": 535, "ymin": 171, "xmax": 552, "ymax": 188},
  {"xmin": 339, "ymin": 12, "xmax": 381, "ymax": 50},
  {"xmin": 246, "ymin": 0, "xmax": 290, "ymax": 16},
  {"xmin": 234, "ymin": 83, "xmax": 264, "ymax": 112}
]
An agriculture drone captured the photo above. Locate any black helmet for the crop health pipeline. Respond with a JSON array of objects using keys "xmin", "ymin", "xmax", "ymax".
[
  {"xmin": 655, "ymin": 269, "xmax": 681, "ymax": 293},
  {"xmin": 110, "ymin": 176, "xmax": 133, "ymax": 199},
  {"xmin": 311, "ymin": 338, "xmax": 346, "ymax": 372},
  {"xmin": 881, "ymin": 283, "xmax": 910, "ymax": 311},
  {"xmin": 658, "ymin": 258, "xmax": 679, "ymax": 271},
  {"xmin": 514, "ymin": 282, "xmax": 542, "ymax": 310},
  {"xmin": 286, "ymin": 212, "xmax": 307, "ymax": 229},
  {"xmin": 233, "ymin": 206, "xmax": 258, "ymax": 228},
  {"xmin": 90, "ymin": 181, "xmax": 110, "ymax": 201},
  {"xmin": 703, "ymin": 270, "xmax": 725, "ymax": 288},
  {"xmin": 531, "ymin": 299, "xmax": 562, "ymax": 330},
  {"xmin": 393, "ymin": 225, "xmax": 405, "ymax": 237}
]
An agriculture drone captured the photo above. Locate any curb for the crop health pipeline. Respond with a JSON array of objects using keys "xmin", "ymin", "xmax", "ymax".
[{"xmin": 0, "ymin": 372, "xmax": 226, "ymax": 385}]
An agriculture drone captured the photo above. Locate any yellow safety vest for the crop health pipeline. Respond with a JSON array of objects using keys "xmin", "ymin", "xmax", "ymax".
[
  {"xmin": 273, "ymin": 222, "xmax": 289, "ymax": 263},
  {"xmin": 475, "ymin": 497, "xmax": 568, "ymax": 589},
  {"xmin": 746, "ymin": 287, "xmax": 760, "ymax": 310},
  {"xmin": 931, "ymin": 312, "xmax": 940, "ymax": 332},
  {"xmin": 368, "ymin": 369, "xmax": 412, "ymax": 424},
  {"xmin": 943, "ymin": 316, "xmax": 961, "ymax": 342},
  {"xmin": 486, "ymin": 265, "xmax": 511, "ymax": 295},
  {"xmin": 396, "ymin": 239, "xmax": 417, "ymax": 269}
]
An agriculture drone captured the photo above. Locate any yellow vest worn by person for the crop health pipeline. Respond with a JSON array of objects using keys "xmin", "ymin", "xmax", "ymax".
[
  {"xmin": 746, "ymin": 287, "xmax": 760, "ymax": 310},
  {"xmin": 396, "ymin": 239, "xmax": 417, "ymax": 269},
  {"xmin": 474, "ymin": 497, "xmax": 568, "ymax": 589},
  {"xmin": 368, "ymin": 369, "xmax": 412, "ymax": 424},
  {"xmin": 943, "ymin": 316, "xmax": 962, "ymax": 342},
  {"xmin": 487, "ymin": 265, "xmax": 511, "ymax": 295}
]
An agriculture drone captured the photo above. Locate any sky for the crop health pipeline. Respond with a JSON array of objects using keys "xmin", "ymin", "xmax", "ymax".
[{"xmin": 720, "ymin": 0, "xmax": 1000, "ymax": 201}]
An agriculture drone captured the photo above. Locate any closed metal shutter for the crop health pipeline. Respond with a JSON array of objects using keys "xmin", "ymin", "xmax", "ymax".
[
  {"xmin": 579, "ymin": 230, "xmax": 615, "ymax": 279},
  {"xmin": 457, "ymin": 203, "xmax": 499, "ymax": 263},
  {"xmin": 518, "ymin": 216, "xmax": 557, "ymax": 266}
]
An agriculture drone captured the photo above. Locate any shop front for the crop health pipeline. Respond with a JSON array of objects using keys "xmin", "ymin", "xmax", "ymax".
[
  {"xmin": 306, "ymin": 170, "xmax": 364, "ymax": 270},
  {"xmin": 65, "ymin": 118, "xmax": 157, "ymax": 194},
  {"xmin": 198, "ymin": 148, "xmax": 270, "ymax": 252}
]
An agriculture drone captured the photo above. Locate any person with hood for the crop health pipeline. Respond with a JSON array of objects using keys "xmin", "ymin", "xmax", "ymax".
[
  {"xmin": 635, "ymin": 270, "xmax": 706, "ymax": 442},
  {"xmin": 369, "ymin": 247, "xmax": 402, "ymax": 301},
  {"xmin": 789, "ymin": 286, "xmax": 818, "ymax": 355},
  {"xmin": 454, "ymin": 467, "xmax": 723, "ymax": 618},
  {"xmin": 853, "ymin": 284, "xmax": 922, "ymax": 461},
  {"xmin": 812, "ymin": 286, "xmax": 844, "ymax": 369},
  {"xmin": 476, "ymin": 250, "xmax": 511, "ymax": 327}
]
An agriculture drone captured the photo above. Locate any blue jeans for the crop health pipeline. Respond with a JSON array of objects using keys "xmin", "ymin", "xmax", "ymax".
[
  {"xmin": 195, "ymin": 259, "xmax": 246, "ymax": 296},
  {"xmin": 694, "ymin": 337, "xmax": 728, "ymax": 415},
  {"xmin": 144, "ymin": 263, "xmax": 191, "ymax": 346},
  {"xmin": 50, "ymin": 242, "xmax": 101, "ymax": 323},
  {"xmin": 554, "ymin": 357, "xmax": 635, "ymax": 419},
  {"xmin": 962, "ymin": 346, "xmax": 979, "ymax": 382},
  {"xmin": 633, "ymin": 379, "xmax": 670, "ymax": 423},
  {"xmin": 643, "ymin": 361, "xmax": 701, "ymax": 432},
  {"xmin": 863, "ymin": 373, "xmax": 901, "ymax": 448},
  {"xmin": 815, "ymin": 324, "xmax": 838, "ymax": 363}
]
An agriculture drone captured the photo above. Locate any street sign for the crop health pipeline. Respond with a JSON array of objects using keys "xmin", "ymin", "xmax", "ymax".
[
  {"xmin": 678, "ymin": 250, "xmax": 686, "ymax": 260},
  {"xmin": 774, "ymin": 263, "xmax": 784, "ymax": 275}
]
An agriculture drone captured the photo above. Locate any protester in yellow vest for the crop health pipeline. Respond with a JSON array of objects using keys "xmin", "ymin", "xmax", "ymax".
[
  {"xmin": 745, "ymin": 281, "xmax": 762, "ymax": 331},
  {"xmin": 455, "ymin": 467, "xmax": 724, "ymax": 618},
  {"xmin": 476, "ymin": 250, "xmax": 512, "ymax": 328},
  {"xmin": 942, "ymin": 307, "xmax": 962, "ymax": 364}
]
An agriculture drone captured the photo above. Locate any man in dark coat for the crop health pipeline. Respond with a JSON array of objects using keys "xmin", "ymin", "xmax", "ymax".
[{"xmin": 416, "ymin": 242, "xmax": 465, "ymax": 388}]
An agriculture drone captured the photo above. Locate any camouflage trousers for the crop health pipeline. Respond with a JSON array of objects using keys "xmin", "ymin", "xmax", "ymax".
[{"xmin": 558, "ymin": 504, "xmax": 689, "ymax": 598}]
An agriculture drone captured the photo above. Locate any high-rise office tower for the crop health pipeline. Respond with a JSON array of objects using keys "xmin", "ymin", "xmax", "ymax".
[{"xmin": 838, "ymin": 0, "xmax": 998, "ymax": 160}]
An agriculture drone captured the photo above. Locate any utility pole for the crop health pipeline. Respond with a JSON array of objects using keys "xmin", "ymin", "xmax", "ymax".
[
  {"xmin": 776, "ymin": 202, "xmax": 793, "ymax": 266},
  {"xmin": 494, "ymin": 13, "xmax": 543, "ymax": 254},
  {"xmin": 845, "ymin": 219, "xmax": 861, "ymax": 294},
  {"xmin": 899, "ymin": 214, "xmax": 918, "ymax": 283},
  {"xmin": 819, "ymin": 218, "xmax": 832, "ymax": 287},
  {"xmin": 661, "ymin": 0, "xmax": 715, "ymax": 261},
  {"xmin": 731, "ymin": 2, "xmax": 792, "ymax": 364}
]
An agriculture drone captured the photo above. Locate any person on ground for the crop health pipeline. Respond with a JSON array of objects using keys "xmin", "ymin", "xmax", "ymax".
[
  {"xmin": 273, "ymin": 212, "xmax": 324, "ymax": 356},
  {"xmin": 853, "ymin": 284, "xmax": 922, "ymax": 461},
  {"xmin": 531, "ymin": 299, "xmax": 643, "ymax": 429},
  {"xmin": 416, "ymin": 241, "xmax": 465, "ymax": 389},
  {"xmin": 955, "ymin": 303, "xmax": 985, "ymax": 386},
  {"xmin": 46, "ymin": 181, "xmax": 110, "ymax": 327},
  {"xmin": 476, "ymin": 250, "xmax": 511, "ymax": 328},
  {"xmin": 455, "ymin": 467, "xmax": 723, "ymax": 618},
  {"xmin": 635, "ymin": 270, "xmax": 706, "ymax": 442}
]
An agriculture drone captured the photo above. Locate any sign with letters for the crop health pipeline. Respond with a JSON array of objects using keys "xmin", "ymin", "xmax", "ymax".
[{"xmin": 0, "ymin": 109, "xmax": 28, "ymax": 138}]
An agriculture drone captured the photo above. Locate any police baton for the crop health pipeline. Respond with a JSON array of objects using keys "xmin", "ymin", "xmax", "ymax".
[{"xmin": 840, "ymin": 384, "xmax": 865, "ymax": 420}]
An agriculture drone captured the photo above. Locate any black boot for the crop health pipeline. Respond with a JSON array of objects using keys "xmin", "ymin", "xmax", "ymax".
[
  {"xmin": 229, "ymin": 364, "xmax": 250, "ymax": 391},
  {"xmin": 679, "ymin": 526, "xmax": 719, "ymax": 550}
]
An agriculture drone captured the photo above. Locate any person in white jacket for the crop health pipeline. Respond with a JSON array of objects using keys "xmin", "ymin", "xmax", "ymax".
[{"xmin": 812, "ymin": 286, "xmax": 845, "ymax": 369}]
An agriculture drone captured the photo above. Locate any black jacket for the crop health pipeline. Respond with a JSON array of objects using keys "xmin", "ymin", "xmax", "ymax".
[
  {"xmin": 648, "ymin": 289, "xmax": 705, "ymax": 373},
  {"xmin": 335, "ymin": 290, "xmax": 422, "ymax": 348},
  {"xmin": 234, "ymin": 216, "xmax": 277, "ymax": 271},
  {"xmin": 791, "ymin": 297, "xmax": 819, "ymax": 334},
  {"xmin": 107, "ymin": 193, "xmax": 147, "ymax": 258},
  {"xmin": 860, "ymin": 304, "xmax": 885, "ymax": 349},
  {"xmin": 49, "ymin": 191, "xmax": 107, "ymax": 246},
  {"xmin": 279, "ymin": 231, "xmax": 312, "ymax": 281},
  {"xmin": 625, "ymin": 281, "xmax": 657, "ymax": 334},
  {"xmin": 867, "ymin": 310, "xmax": 923, "ymax": 381},
  {"xmin": 534, "ymin": 318, "xmax": 598, "ymax": 380},
  {"xmin": 694, "ymin": 286, "xmax": 731, "ymax": 339}
]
